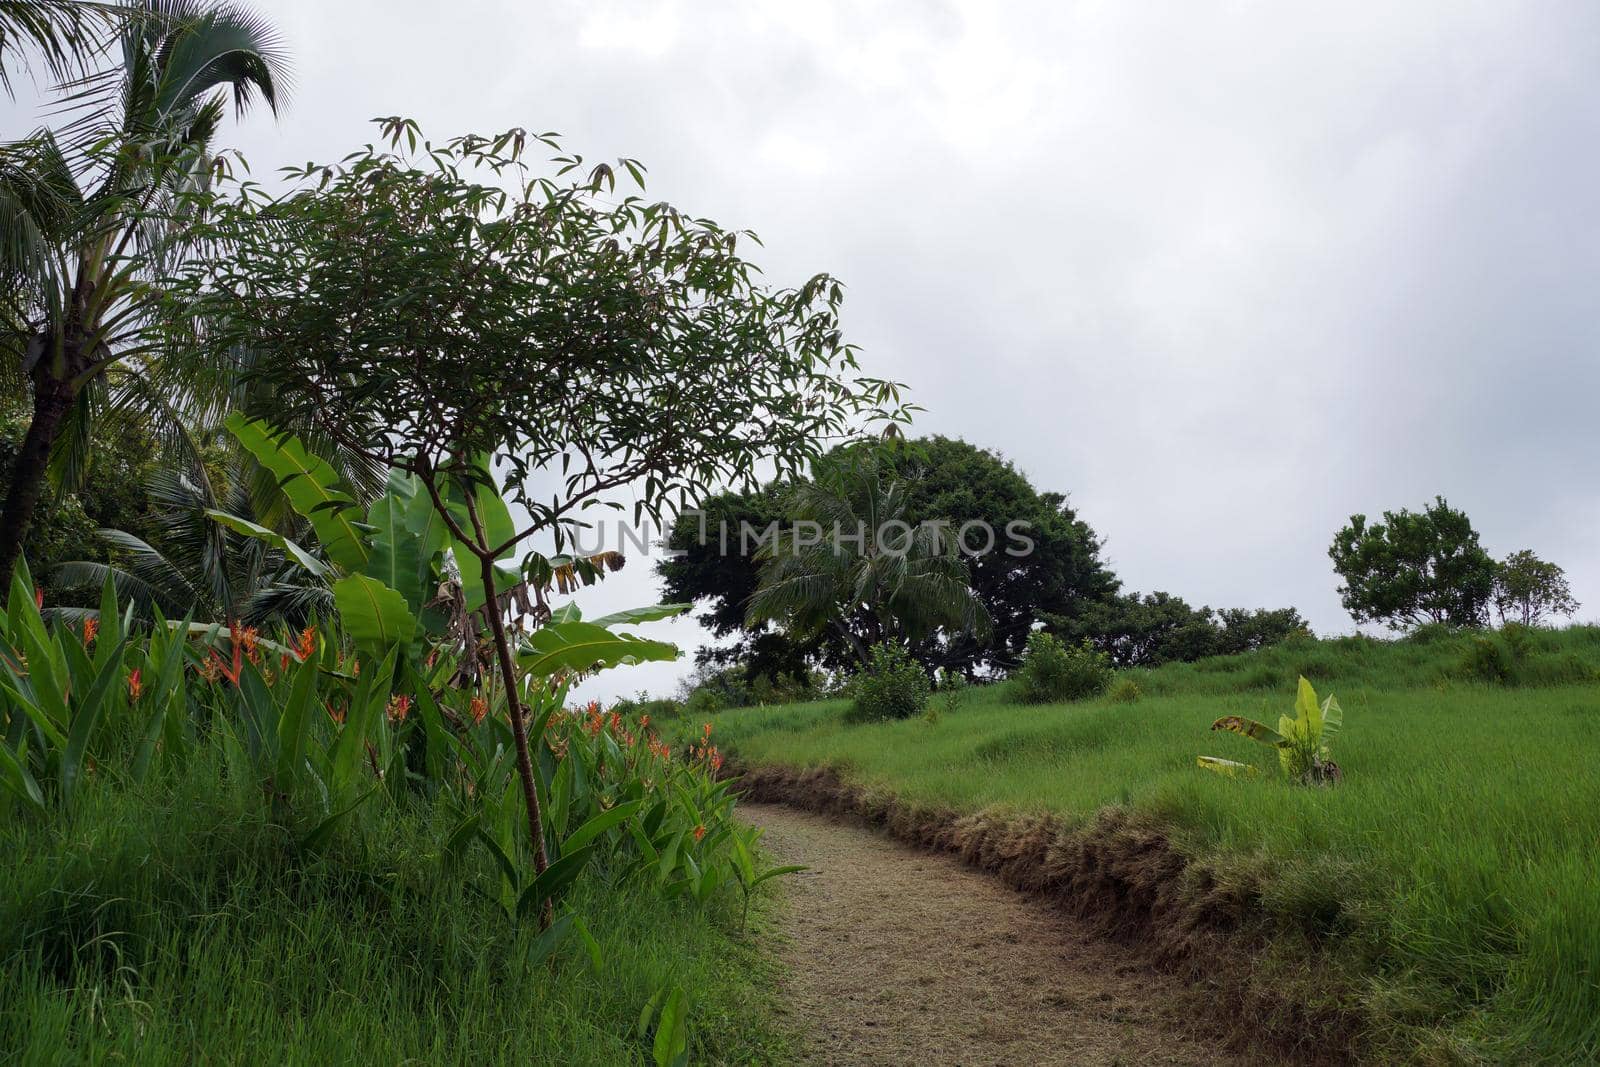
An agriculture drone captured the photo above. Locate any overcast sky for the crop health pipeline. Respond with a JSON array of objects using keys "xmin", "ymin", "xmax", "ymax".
[{"xmin": 9, "ymin": 1, "xmax": 1600, "ymax": 702}]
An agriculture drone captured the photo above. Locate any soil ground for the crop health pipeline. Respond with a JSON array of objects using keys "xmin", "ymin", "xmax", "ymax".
[{"xmin": 743, "ymin": 802, "xmax": 1254, "ymax": 1067}]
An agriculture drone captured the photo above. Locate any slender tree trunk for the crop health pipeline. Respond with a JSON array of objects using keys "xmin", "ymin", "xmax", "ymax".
[
  {"xmin": 0, "ymin": 373, "xmax": 75, "ymax": 591},
  {"xmin": 477, "ymin": 546, "xmax": 554, "ymax": 928}
]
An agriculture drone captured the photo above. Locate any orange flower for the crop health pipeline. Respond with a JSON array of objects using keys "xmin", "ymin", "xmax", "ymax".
[
  {"xmin": 33, "ymin": 587, "xmax": 43, "ymax": 610},
  {"xmin": 702, "ymin": 721, "xmax": 713, "ymax": 740},
  {"xmin": 693, "ymin": 824, "xmax": 706, "ymax": 842},
  {"xmin": 237, "ymin": 625, "xmax": 262, "ymax": 665},
  {"xmin": 197, "ymin": 656, "xmax": 222, "ymax": 684},
  {"xmin": 295, "ymin": 626, "xmax": 317, "ymax": 661},
  {"xmin": 639, "ymin": 714, "xmax": 651, "ymax": 730},
  {"xmin": 126, "ymin": 668, "xmax": 142, "ymax": 701},
  {"xmin": 387, "ymin": 694, "xmax": 411, "ymax": 723},
  {"xmin": 82, "ymin": 617, "xmax": 99, "ymax": 645},
  {"xmin": 326, "ymin": 701, "xmax": 346, "ymax": 725},
  {"xmin": 469, "ymin": 696, "xmax": 488, "ymax": 725}
]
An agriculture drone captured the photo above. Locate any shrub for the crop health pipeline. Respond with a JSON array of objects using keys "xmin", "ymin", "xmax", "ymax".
[
  {"xmin": 1014, "ymin": 632, "xmax": 1112, "ymax": 704},
  {"xmin": 1107, "ymin": 676, "xmax": 1143, "ymax": 704},
  {"xmin": 1460, "ymin": 635, "xmax": 1512, "ymax": 684},
  {"xmin": 849, "ymin": 643, "xmax": 931, "ymax": 722}
]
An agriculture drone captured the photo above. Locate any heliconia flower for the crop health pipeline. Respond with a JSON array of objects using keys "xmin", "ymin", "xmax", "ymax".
[
  {"xmin": 83, "ymin": 617, "xmax": 99, "ymax": 645},
  {"xmin": 693, "ymin": 824, "xmax": 706, "ymax": 842},
  {"xmin": 127, "ymin": 668, "xmax": 142, "ymax": 701},
  {"xmin": 33, "ymin": 588, "xmax": 43, "ymax": 610},
  {"xmin": 469, "ymin": 696, "xmax": 488, "ymax": 725},
  {"xmin": 296, "ymin": 626, "xmax": 317, "ymax": 661},
  {"xmin": 639, "ymin": 714, "xmax": 651, "ymax": 730},
  {"xmin": 326, "ymin": 701, "xmax": 346, "ymax": 725},
  {"xmin": 702, "ymin": 721, "xmax": 713, "ymax": 739},
  {"xmin": 387, "ymin": 694, "xmax": 411, "ymax": 723}
]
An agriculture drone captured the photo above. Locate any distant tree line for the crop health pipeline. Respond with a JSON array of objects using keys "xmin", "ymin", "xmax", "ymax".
[{"xmin": 659, "ymin": 435, "xmax": 1309, "ymax": 683}]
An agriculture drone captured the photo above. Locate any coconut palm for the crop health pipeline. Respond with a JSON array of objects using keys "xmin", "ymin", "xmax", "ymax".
[
  {"xmin": 0, "ymin": 2, "xmax": 116, "ymax": 94},
  {"xmin": 0, "ymin": 0, "xmax": 288, "ymax": 590},
  {"xmin": 52, "ymin": 456, "xmax": 330, "ymax": 625},
  {"xmin": 745, "ymin": 452, "xmax": 989, "ymax": 665}
]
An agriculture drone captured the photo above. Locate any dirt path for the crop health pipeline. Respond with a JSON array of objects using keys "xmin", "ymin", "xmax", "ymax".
[{"xmin": 744, "ymin": 802, "xmax": 1251, "ymax": 1067}]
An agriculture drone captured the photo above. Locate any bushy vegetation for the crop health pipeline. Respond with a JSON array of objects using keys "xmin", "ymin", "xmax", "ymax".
[
  {"xmin": 848, "ymin": 642, "xmax": 931, "ymax": 722},
  {"xmin": 1013, "ymin": 631, "xmax": 1111, "ymax": 703},
  {"xmin": 704, "ymin": 627, "xmax": 1600, "ymax": 1061}
]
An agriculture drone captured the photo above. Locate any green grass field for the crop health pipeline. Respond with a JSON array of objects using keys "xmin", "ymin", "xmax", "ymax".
[
  {"xmin": 704, "ymin": 626, "xmax": 1600, "ymax": 1063},
  {"xmin": 0, "ymin": 750, "xmax": 791, "ymax": 1066}
]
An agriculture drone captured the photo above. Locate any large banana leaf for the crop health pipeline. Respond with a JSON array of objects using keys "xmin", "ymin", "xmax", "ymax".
[
  {"xmin": 587, "ymin": 603, "xmax": 690, "ymax": 628},
  {"xmin": 204, "ymin": 509, "xmax": 331, "ymax": 578},
  {"xmin": 225, "ymin": 414, "xmax": 370, "ymax": 572},
  {"xmin": 517, "ymin": 620, "xmax": 678, "ymax": 679},
  {"xmin": 366, "ymin": 474, "xmax": 435, "ymax": 613},
  {"xmin": 332, "ymin": 574, "xmax": 417, "ymax": 653}
]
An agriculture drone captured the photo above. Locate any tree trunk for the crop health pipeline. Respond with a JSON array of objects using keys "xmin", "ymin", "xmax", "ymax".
[
  {"xmin": 0, "ymin": 374, "xmax": 75, "ymax": 592},
  {"xmin": 478, "ymin": 548, "xmax": 554, "ymax": 928}
]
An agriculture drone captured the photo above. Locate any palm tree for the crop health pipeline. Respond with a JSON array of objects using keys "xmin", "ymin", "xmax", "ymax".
[
  {"xmin": 0, "ymin": 2, "xmax": 116, "ymax": 94},
  {"xmin": 53, "ymin": 456, "xmax": 330, "ymax": 625},
  {"xmin": 0, "ymin": 0, "xmax": 287, "ymax": 589},
  {"xmin": 745, "ymin": 452, "xmax": 989, "ymax": 666}
]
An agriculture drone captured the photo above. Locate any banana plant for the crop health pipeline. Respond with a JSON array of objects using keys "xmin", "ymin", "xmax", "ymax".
[
  {"xmin": 729, "ymin": 824, "xmax": 808, "ymax": 932},
  {"xmin": 1198, "ymin": 675, "xmax": 1343, "ymax": 785}
]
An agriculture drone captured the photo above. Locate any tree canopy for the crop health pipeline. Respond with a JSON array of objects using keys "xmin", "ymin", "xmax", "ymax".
[{"xmin": 1329, "ymin": 496, "xmax": 1497, "ymax": 629}]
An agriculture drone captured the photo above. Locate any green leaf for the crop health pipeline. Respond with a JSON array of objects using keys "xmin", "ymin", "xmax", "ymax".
[
  {"xmin": 652, "ymin": 986, "xmax": 690, "ymax": 1067},
  {"xmin": 225, "ymin": 414, "xmax": 369, "ymax": 571},
  {"xmin": 204, "ymin": 510, "xmax": 331, "ymax": 578},
  {"xmin": 300, "ymin": 786, "xmax": 378, "ymax": 851},
  {"xmin": 516, "ymin": 845, "xmax": 597, "ymax": 919},
  {"xmin": 332, "ymin": 574, "xmax": 417, "ymax": 653},
  {"xmin": 586, "ymin": 603, "xmax": 689, "ymax": 628},
  {"xmin": 275, "ymin": 656, "xmax": 321, "ymax": 790},
  {"xmin": 0, "ymin": 741, "xmax": 45, "ymax": 815},
  {"xmin": 1296, "ymin": 676, "xmax": 1322, "ymax": 736},
  {"xmin": 366, "ymin": 477, "xmax": 432, "ymax": 613},
  {"xmin": 60, "ymin": 637, "xmax": 130, "ymax": 805},
  {"xmin": 561, "ymin": 800, "xmax": 643, "ymax": 856},
  {"xmin": 517, "ymin": 621, "xmax": 678, "ymax": 679}
]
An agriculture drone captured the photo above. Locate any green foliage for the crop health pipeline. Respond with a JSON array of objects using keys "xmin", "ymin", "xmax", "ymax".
[
  {"xmin": 745, "ymin": 449, "xmax": 989, "ymax": 661},
  {"xmin": 170, "ymin": 119, "xmax": 909, "ymax": 558},
  {"xmin": 663, "ymin": 435, "xmax": 1118, "ymax": 679},
  {"xmin": 1014, "ymin": 631, "xmax": 1111, "ymax": 704},
  {"xmin": 1493, "ymin": 549, "xmax": 1579, "ymax": 626},
  {"xmin": 1201, "ymin": 676, "xmax": 1342, "ymax": 784},
  {"xmin": 1329, "ymin": 496, "xmax": 1497, "ymax": 629},
  {"xmin": 0, "ymin": 0, "xmax": 288, "ymax": 589},
  {"xmin": 1049, "ymin": 592, "xmax": 1309, "ymax": 668},
  {"xmin": 848, "ymin": 642, "xmax": 930, "ymax": 722},
  {"xmin": 1107, "ymin": 676, "xmax": 1143, "ymax": 704}
]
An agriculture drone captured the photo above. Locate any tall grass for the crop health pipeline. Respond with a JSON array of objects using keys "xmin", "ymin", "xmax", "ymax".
[
  {"xmin": 1, "ymin": 749, "xmax": 791, "ymax": 1065},
  {"xmin": 706, "ymin": 626, "xmax": 1600, "ymax": 1062}
]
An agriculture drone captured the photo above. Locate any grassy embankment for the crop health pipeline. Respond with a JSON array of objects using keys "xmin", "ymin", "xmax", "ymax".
[
  {"xmin": 1, "ymin": 750, "xmax": 792, "ymax": 1065},
  {"xmin": 705, "ymin": 625, "xmax": 1600, "ymax": 1063}
]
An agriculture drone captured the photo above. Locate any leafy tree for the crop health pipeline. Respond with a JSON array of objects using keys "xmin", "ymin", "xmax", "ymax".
[
  {"xmin": 660, "ymin": 435, "xmax": 1115, "ymax": 677},
  {"xmin": 52, "ymin": 456, "xmax": 327, "ymax": 625},
  {"xmin": 744, "ymin": 450, "xmax": 988, "ymax": 666},
  {"xmin": 163, "ymin": 118, "xmax": 907, "ymax": 922},
  {"xmin": 0, "ymin": 0, "xmax": 287, "ymax": 589},
  {"xmin": 0, "ymin": 0, "xmax": 116, "ymax": 93},
  {"xmin": 0, "ymin": 394, "xmax": 161, "ymax": 596},
  {"xmin": 1493, "ymin": 550, "xmax": 1579, "ymax": 626},
  {"xmin": 657, "ymin": 483, "xmax": 830, "ymax": 677},
  {"xmin": 1329, "ymin": 497, "xmax": 1496, "ymax": 629}
]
